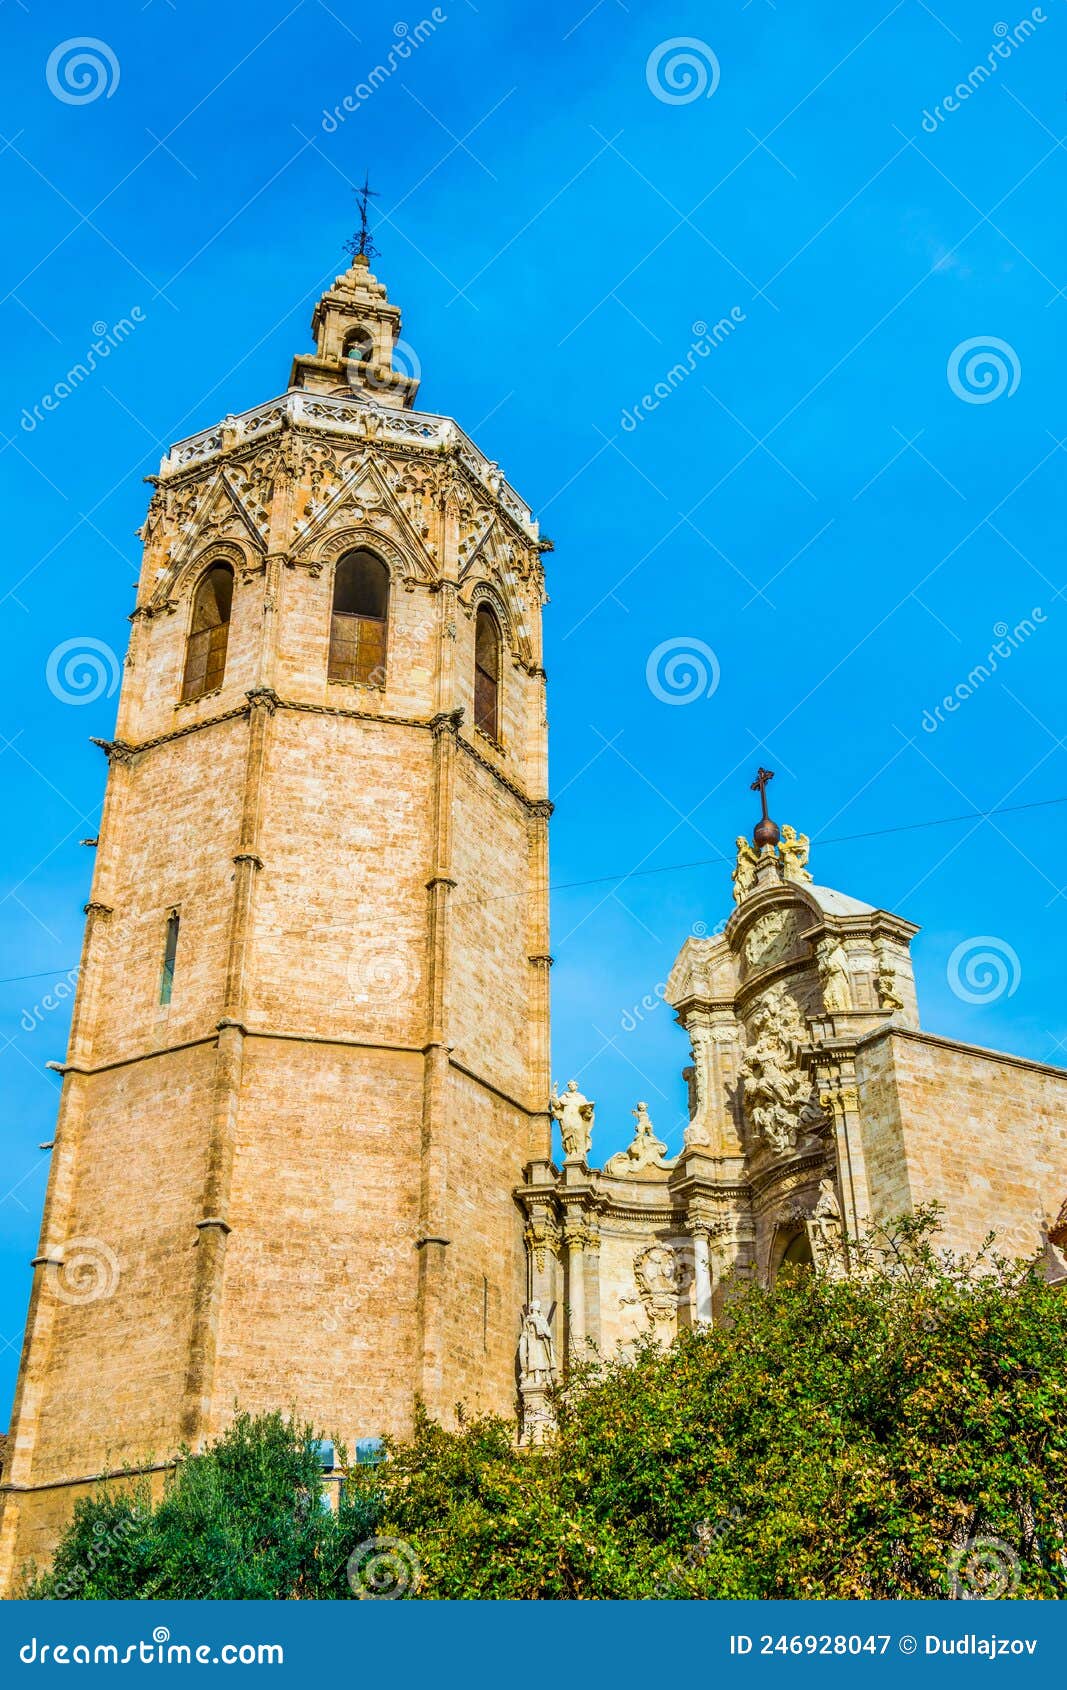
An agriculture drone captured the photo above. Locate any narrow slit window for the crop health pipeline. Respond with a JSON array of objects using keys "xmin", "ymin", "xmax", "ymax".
[
  {"xmin": 474, "ymin": 605, "xmax": 501, "ymax": 740},
  {"xmin": 328, "ymin": 550, "xmax": 389, "ymax": 687},
  {"xmin": 159, "ymin": 912, "xmax": 180, "ymax": 1006},
  {"xmin": 182, "ymin": 564, "xmax": 234, "ymax": 702}
]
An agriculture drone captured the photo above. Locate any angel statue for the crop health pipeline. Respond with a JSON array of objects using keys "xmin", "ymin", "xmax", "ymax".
[
  {"xmin": 778, "ymin": 824, "xmax": 813, "ymax": 885},
  {"xmin": 732, "ymin": 835, "xmax": 759, "ymax": 903},
  {"xmin": 550, "ymin": 1079, "xmax": 595, "ymax": 1161}
]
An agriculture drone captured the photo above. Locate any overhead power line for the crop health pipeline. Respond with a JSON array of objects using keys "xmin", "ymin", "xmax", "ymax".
[{"xmin": 1, "ymin": 791, "xmax": 1062, "ymax": 986}]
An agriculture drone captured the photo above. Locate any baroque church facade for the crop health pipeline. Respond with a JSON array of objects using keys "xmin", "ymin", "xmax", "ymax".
[{"xmin": 2, "ymin": 256, "xmax": 1065, "ymax": 1585}]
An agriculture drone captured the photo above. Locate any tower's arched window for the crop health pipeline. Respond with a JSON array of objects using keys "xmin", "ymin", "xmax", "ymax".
[
  {"xmin": 181, "ymin": 563, "xmax": 234, "ymax": 702},
  {"xmin": 344, "ymin": 327, "xmax": 373, "ymax": 365},
  {"xmin": 474, "ymin": 605, "xmax": 501, "ymax": 741},
  {"xmin": 329, "ymin": 549, "xmax": 389, "ymax": 686}
]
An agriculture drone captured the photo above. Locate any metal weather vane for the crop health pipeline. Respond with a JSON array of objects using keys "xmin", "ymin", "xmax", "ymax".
[{"xmin": 344, "ymin": 172, "xmax": 380, "ymax": 262}]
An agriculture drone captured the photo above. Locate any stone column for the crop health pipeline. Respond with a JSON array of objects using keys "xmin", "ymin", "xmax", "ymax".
[
  {"xmin": 563, "ymin": 1218, "xmax": 587, "ymax": 1365},
  {"xmin": 687, "ymin": 1222, "xmax": 714, "ymax": 1327}
]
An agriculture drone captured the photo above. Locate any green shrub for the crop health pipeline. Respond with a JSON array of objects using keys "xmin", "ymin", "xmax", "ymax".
[{"xmin": 25, "ymin": 1411, "xmax": 379, "ymax": 1599}]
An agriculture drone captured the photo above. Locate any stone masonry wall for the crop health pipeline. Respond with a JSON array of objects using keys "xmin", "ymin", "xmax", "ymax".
[{"xmin": 856, "ymin": 1027, "xmax": 1067, "ymax": 1256}]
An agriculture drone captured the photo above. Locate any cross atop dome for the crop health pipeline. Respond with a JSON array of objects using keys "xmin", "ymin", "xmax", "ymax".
[
  {"xmin": 750, "ymin": 765, "xmax": 779, "ymax": 849},
  {"xmin": 732, "ymin": 768, "xmax": 813, "ymax": 902}
]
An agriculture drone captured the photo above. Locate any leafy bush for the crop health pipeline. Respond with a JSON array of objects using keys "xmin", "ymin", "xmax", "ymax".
[
  {"xmin": 374, "ymin": 1210, "xmax": 1067, "ymax": 1598},
  {"xmin": 25, "ymin": 1412, "xmax": 379, "ymax": 1599},
  {"xmin": 30, "ymin": 1212, "xmax": 1067, "ymax": 1599}
]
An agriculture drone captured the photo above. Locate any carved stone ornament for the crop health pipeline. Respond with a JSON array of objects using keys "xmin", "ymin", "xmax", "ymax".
[
  {"xmin": 523, "ymin": 1215, "xmax": 559, "ymax": 1274},
  {"xmin": 819, "ymin": 1084, "xmax": 860, "ymax": 1115},
  {"xmin": 805, "ymin": 1177, "xmax": 848, "ymax": 1278},
  {"xmin": 625, "ymin": 1244, "xmax": 682, "ymax": 1340},
  {"xmin": 875, "ymin": 944, "xmax": 906, "ymax": 1011},
  {"xmin": 604, "ymin": 1101, "xmax": 674, "ymax": 1175},
  {"xmin": 737, "ymin": 986, "xmax": 824, "ymax": 1155},
  {"xmin": 817, "ymin": 939, "xmax": 853, "ymax": 1013},
  {"xmin": 744, "ymin": 909, "xmax": 797, "ymax": 973}
]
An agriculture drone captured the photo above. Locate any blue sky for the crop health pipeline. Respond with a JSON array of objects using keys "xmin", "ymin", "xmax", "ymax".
[{"xmin": 2, "ymin": 0, "xmax": 1066, "ymax": 1414}]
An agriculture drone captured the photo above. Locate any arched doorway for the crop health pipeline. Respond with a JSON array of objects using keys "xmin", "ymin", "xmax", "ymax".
[{"xmin": 773, "ymin": 1229, "xmax": 813, "ymax": 1282}]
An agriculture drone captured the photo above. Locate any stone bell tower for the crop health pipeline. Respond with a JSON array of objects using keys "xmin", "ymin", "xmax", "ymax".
[{"xmin": 1, "ymin": 251, "xmax": 552, "ymax": 1586}]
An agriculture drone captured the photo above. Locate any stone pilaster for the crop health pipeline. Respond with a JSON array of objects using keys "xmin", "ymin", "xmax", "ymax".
[
  {"xmin": 817, "ymin": 1062, "xmax": 868, "ymax": 1241},
  {"xmin": 526, "ymin": 797, "xmax": 553, "ymax": 1164},
  {"xmin": 180, "ymin": 686, "xmax": 275, "ymax": 1445},
  {"xmin": 416, "ymin": 706, "xmax": 462, "ymax": 1418},
  {"xmin": 562, "ymin": 1215, "xmax": 588, "ymax": 1365}
]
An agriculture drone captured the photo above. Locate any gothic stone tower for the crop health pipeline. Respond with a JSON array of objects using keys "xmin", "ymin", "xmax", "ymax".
[{"xmin": 0, "ymin": 254, "xmax": 552, "ymax": 1585}]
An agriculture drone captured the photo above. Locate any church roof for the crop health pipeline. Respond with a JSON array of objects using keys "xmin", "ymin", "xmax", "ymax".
[{"xmin": 807, "ymin": 884, "xmax": 876, "ymax": 917}]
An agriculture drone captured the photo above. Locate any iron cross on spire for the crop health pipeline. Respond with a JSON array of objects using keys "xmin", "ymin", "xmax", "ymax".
[
  {"xmin": 750, "ymin": 766, "xmax": 781, "ymax": 848},
  {"xmin": 750, "ymin": 765, "xmax": 774, "ymax": 816},
  {"xmin": 344, "ymin": 173, "xmax": 380, "ymax": 262}
]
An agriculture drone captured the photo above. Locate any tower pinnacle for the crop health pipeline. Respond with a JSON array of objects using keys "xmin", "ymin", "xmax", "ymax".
[{"xmin": 289, "ymin": 238, "xmax": 419, "ymax": 409}]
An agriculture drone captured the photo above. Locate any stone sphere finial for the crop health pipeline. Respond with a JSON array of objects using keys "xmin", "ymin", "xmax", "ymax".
[{"xmin": 753, "ymin": 814, "xmax": 780, "ymax": 848}]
